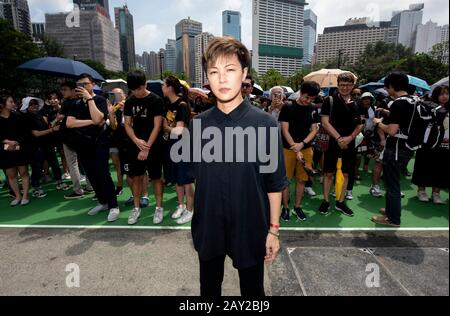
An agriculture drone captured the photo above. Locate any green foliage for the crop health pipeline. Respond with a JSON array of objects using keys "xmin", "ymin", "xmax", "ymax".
[
  {"xmin": 393, "ymin": 53, "xmax": 449, "ymax": 85},
  {"xmin": 259, "ymin": 69, "xmax": 286, "ymax": 90}
]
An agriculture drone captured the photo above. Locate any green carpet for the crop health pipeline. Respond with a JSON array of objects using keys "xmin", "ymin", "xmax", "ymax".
[{"xmin": 0, "ymin": 165, "xmax": 448, "ymax": 231}]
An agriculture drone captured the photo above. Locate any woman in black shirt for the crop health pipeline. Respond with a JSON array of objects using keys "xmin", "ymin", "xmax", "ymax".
[
  {"xmin": 162, "ymin": 76, "xmax": 195, "ymax": 225},
  {"xmin": 0, "ymin": 95, "xmax": 31, "ymax": 206}
]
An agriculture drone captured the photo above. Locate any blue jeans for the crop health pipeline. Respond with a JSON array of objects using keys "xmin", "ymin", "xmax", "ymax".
[{"xmin": 382, "ymin": 147, "xmax": 413, "ymax": 225}]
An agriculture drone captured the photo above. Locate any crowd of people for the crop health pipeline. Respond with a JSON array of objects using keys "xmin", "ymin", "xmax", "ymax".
[
  {"xmin": 0, "ymin": 65, "xmax": 448, "ymax": 229},
  {"xmin": 0, "ymin": 36, "xmax": 449, "ymax": 296}
]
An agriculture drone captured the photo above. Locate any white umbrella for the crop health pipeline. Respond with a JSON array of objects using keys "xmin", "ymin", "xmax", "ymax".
[{"xmin": 431, "ymin": 77, "xmax": 449, "ymax": 92}]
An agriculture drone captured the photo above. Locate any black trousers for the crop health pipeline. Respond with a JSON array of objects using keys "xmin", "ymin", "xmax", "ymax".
[
  {"xmin": 199, "ymin": 255, "xmax": 265, "ymax": 297},
  {"xmin": 78, "ymin": 143, "xmax": 118, "ymax": 209}
]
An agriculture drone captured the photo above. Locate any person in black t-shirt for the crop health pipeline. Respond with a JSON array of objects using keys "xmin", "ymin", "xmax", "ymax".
[
  {"xmin": 67, "ymin": 73, "xmax": 120, "ymax": 222},
  {"xmin": 278, "ymin": 81, "xmax": 320, "ymax": 222},
  {"xmin": 162, "ymin": 75, "xmax": 195, "ymax": 226},
  {"xmin": 59, "ymin": 81, "xmax": 94, "ymax": 200},
  {"xmin": 24, "ymin": 98, "xmax": 69, "ymax": 198},
  {"xmin": 372, "ymin": 72, "xmax": 415, "ymax": 227},
  {"xmin": 320, "ymin": 73, "xmax": 364, "ymax": 218},
  {"xmin": 124, "ymin": 71, "xmax": 165, "ymax": 226},
  {"xmin": 0, "ymin": 95, "xmax": 31, "ymax": 206}
]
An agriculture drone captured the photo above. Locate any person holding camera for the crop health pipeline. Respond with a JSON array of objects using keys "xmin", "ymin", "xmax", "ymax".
[
  {"xmin": 66, "ymin": 74, "xmax": 120, "ymax": 222},
  {"xmin": 279, "ymin": 81, "xmax": 321, "ymax": 222}
]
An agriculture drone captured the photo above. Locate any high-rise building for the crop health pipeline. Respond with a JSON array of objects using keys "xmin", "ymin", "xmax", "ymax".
[
  {"xmin": 316, "ymin": 20, "xmax": 399, "ymax": 65},
  {"xmin": 114, "ymin": 5, "xmax": 136, "ymax": 72},
  {"xmin": 32, "ymin": 22, "xmax": 45, "ymax": 41},
  {"xmin": 252, "ymin": 0, "xmax": 306, "ymax": 77},
  {"xmin": 303, "ymin": 9, "xmax": 317, "ymax": 66},
  {"xmin": 0, "ymin": 0, "xmax": 32, "ymax": 36},
  {"xmin": 45, "ymin": 10, "xmax": 122, "ymax": 71},
  {"xmin": 415, "ymin": 20, "xmax": 445, "ymax": 54},
  {"xmin": 194, "ymin": 32, "xmax": 214, "ymax": 88},
  {"xmin": 139, "ymin": 51, "xmax": 162, "ymax": 78},
  {"xmin": 73, "ymin": 0, "xmax": 110, "ymax": 18},
  {"xmin": 165, "ymin": 39, "xmax": 177, "ymax": 73},
  {"xmin": 0, "ymin": 3, "xmax": 4, "ymax": 19},
  {"xmin": 391, "ymin": 3, "xmax": 424, "ymax": 49},
  {"xmin": 441, "ymin": 25, "xmax": 449, "ymax": 43},
  {"xmin": 222, "ymin": 10, "xmax": 241, "ymax": 41},
  {"xmin": 175, "ymin": 17, "xmax": 202, "ymax": 81}
]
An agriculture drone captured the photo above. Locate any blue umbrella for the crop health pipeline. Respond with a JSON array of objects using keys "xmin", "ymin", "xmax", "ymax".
[
  {"xmin": 147, "ymin": 80, "xmax": 164, "ymax": 98},
  {"xmin": 17, "ymin": 57, "xmax": 105, "ymax": 81},
  {"xmin": 378, "ymin": 75, "xmax": 431, "ymax": 91},
  {"xmin": 359, "ymin": 82, "xmax": 384, "ymax": 90}
]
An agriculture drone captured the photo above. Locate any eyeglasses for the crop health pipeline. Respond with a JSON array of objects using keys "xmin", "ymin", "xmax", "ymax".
[{"xmin": 339, "ymin": 84, "xmax": 354, "ymax": 88}]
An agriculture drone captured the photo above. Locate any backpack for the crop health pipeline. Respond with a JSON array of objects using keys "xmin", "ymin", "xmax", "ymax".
[{"xmin": 394, "ymin": 97, "xmax": 445, "ymax": 151}]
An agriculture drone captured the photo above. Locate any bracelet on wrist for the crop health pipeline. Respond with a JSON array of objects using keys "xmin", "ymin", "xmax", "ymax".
[
  {"xmin": 270, "ymin": 223, "xmax": 280, "ymax": 229},
  {"xmin": 269, "ymin": 231, "xmax": 280, "ymax": 238}
]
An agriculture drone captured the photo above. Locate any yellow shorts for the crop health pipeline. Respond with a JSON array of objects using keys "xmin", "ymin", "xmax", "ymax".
[{"xmin": 284, "ymin": 147, "xmax": 314, "ymax": 182}]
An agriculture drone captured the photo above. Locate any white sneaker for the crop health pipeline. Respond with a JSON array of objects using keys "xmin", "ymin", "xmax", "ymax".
[
  {"xmin": 417, "ymin": 191, "xmax": 430, "ymax": 202},
  {"xmin": 172, "ymin": 205, "xmax": 186, "ymax": 219},
  {"xmin": 63, "ymin": 173, "xmax": 71, "ymax": 180},
  {"xmin": 10, "ymin": 199, "xmax": 21, "ymax": 207},
  {"xmin": 108, "ymin": 208, "xmax": 120, "ymax": 222},
  {"xmin": 128, "ymin": 208, "xmax": 141, "ymax": 225},
  {"xmin": 177, "ymin": 210, "xmax": 193, "ymax": 225},
  {"xmin": 153, "ymin": 207, "xmax": 164, "ymax": 225},
  {"xmin": 88, "ymin": 204, "xmax": 108, "ymax": 216},
  {"xmin": 32, "ymin": 189, "xmax": 47, "ymax": 199},
  {"xmin": 433, "ymin": 193, "xmax": 445, "ymax": 205},
  {"xmin": 21, "ymin": 199, "xmax": 30, "ymax": 206},
  {"xmin": 345, "ymin": 191, "xmax": 354, "ymax": 200},
  {"xmin": 305, "ymin": 187, "xmax": 317, "ymax": 197},
  {"xmin": 370, "ymin": 185, "xmax": 383, "ymax": 198}
]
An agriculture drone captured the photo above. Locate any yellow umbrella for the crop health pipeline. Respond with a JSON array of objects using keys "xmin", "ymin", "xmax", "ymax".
[{"xmin": 304, "ymin": 69, "xmax": 358, "ymax": 88}]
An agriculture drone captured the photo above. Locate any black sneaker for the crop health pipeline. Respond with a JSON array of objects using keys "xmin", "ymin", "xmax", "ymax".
[
  {"xmin": 64, "ymin": 191, "xmax": 84, "ymax": 200},
  {"xmin": 335, "ymin": 202, "xmax": 355, "ymax": 217},
  {"xmin": 319, "ymin": 201, "xmax": 331, "ymax": 215},
  {"xmin": 294, "ymin": 207, "xmax": 307, "ymax": 221},
  {"xmin": 84, "ymin": 187, "xmax": 95, "ymax": 194},
  {"xmin": 281, "ymin": 208, "xmax": 290, "ymax": 222}
]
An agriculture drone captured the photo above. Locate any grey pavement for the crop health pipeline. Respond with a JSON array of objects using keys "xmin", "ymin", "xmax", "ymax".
[{"xmin": 0, "ymin": 229, "xmax": 448, "ymax": 296}]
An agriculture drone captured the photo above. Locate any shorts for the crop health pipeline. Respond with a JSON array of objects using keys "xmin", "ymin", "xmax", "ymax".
[
  {"xmin": 284, "ymin": 147, "xmax": 314, "ymax": 182},
  {"xmin": 323, "ymin": 141, "xmax": 356, "ymax": 174},
  {"xmin": 109, "ymin": 147, "xmax": 119, "ymax": 155},
  {"xmin": 123, "ymin": 146, "xmax": 163, "ymax": 179}
]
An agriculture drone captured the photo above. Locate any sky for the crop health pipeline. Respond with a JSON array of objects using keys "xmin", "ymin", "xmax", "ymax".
[{"xmin": 28, "ymin": 0, "xmax": 449, "ymax": 54}]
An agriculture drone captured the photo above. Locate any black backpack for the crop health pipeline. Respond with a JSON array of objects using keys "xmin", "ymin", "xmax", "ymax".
[{"xmin": 395, "ymin": 97, "xmax": 445, "ymax": 151}]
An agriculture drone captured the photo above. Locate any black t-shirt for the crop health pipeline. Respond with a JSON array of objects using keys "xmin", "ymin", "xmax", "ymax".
[
  {"xmin": 321, "ymin": 94, "xmax": 362, "ymax": 137},
  {"xmin": 278, "ymin": 101, "xmax": 319, "ymax": 149},
  {"xmin": 385, "ymin": 97, "xmax": 415, "ymax": 150},
  {"xmin": 67, "ymin": 95, "xmax": 108, "ymax": 140},
  {"xmin": 25, "ymin": 112, "xmax": 54, "ymax": 146},
  {"xmin": 0, "ymin": 111, "xmax": 31, "ymax": 150},
  {"xmin": 124, "ymin": 92, "xmax": 165, "ymax": 142},
  {"xmin": 165, "ymin": 98, "xmax": 191, "ymax": 127},
  {"xmin": 60, "ymin": 99, "xmax": 75, "ymax": 117}
]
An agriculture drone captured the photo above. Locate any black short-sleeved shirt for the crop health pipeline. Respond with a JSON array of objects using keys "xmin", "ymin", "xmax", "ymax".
[
  {"xmin": 60, "ymin": 99, "xmax": 75, "ymax": 117},
  {"xmin": 385, "ymin": 97, "xmax": 415, "ymax": 150},
  {"xmin": 67, "ymin": 95, "xmax": 108, "ymax": 141},
  {"xmin": 165, "ymin": 98, "xmax": 191, "ymax": 127},
  {"xmin": 189, "ymin": 99, "xmax": 289, "ymax": 270},
  {"xmin": 0, "ymin": 112, "xmax": 31, "ymax": 148},
  {"xmin": 321, "ymin": 94, "xmax": 362, "ymax": 137},
  {"xmin": 25, "ymin": 112, "xmax": 54, "ymax": 147},
  {"xmin": 124, "ymin": 92, "xmax": 165, "ymax": 142},
  {"xmin": 278, "ymin": 101, "xmax": 319, "ymax": 149}
]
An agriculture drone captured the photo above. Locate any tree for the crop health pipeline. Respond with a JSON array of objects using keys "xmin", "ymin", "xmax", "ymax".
[
  {"xmin": 286, "ymin": 69, "xmax": 309, "ymax": 91},
  {"xmin": 430, "ymin": 41, "xmax": 449, "ymax": 65},
  {"xmin": 259, "ymin": 69, "xmax": 286, "ymax": 90},
  {"xmin": 353, "ymin": 41, "xmax": 413, "ymax": 83},
  {"xmin": 81, "ymin": 59, "xmax": 127, "ymax": 81},
  {"xmin": 0, "ymin": 19, "xmax": 43, "ymax": 95},
  {"xmin": 40, "ymin": 35, "xmax": 65, "ymax": 57},
  {"xmin": 393, "ymin": 53, "xmax": 448, "ymax": 85}
]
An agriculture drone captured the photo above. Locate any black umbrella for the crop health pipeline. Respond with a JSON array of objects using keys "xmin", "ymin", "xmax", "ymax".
[{"xmin": 17, "ymin": 57, "xmax": 105, "ymax": 81}]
